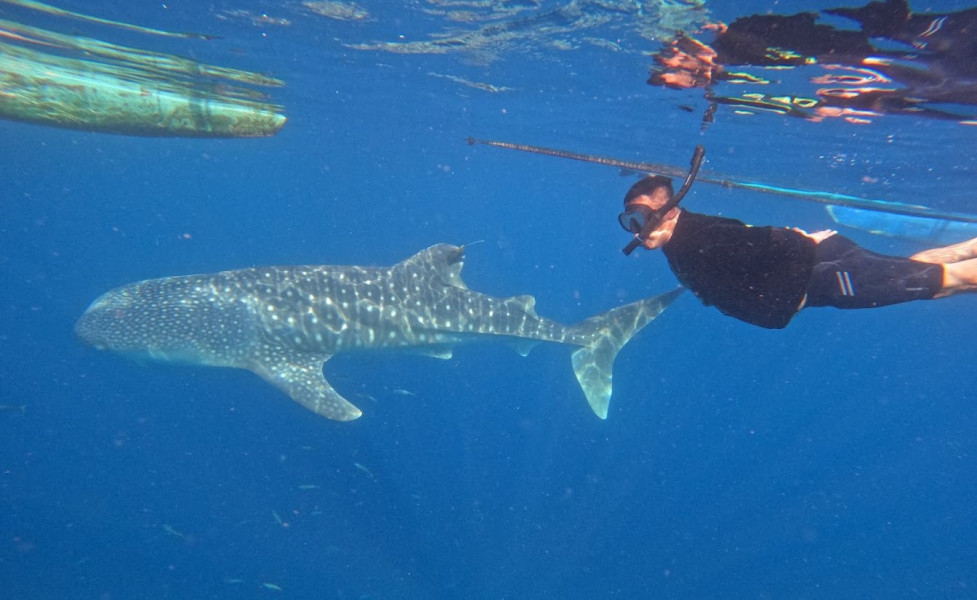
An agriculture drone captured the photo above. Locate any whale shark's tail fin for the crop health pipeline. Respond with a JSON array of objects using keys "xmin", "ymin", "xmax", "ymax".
[{"xmin": 570, "ymin": 287, "xmax": 683, "ymax": 419}]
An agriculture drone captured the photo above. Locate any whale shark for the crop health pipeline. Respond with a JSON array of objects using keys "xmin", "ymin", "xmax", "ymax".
[{"xmin": 75, "ymin": 244, "xmax": 681, "ymax": 421}]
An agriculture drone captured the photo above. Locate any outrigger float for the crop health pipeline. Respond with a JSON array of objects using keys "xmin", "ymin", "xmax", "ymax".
[{"xmin": 0, "ymin": 0, "xmax": 286, "ymax": 137}]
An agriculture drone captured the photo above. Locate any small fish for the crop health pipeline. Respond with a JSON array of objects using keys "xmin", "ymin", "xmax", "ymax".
[
  {"xmin": 426, "ymin": 72, "xmax": 514, "ymax": 93},
  {"xmin": 162, "ymin": 524, "xmax": 185, "ymax": 538},
  {"xmin": 0, "ymin": 405, "xmax": 26, "ymax": 415},
  {"xmin": 271, "ymin": 510, "xmax": 283, "ymax": 525},
  {"xmin": 261, "ymin": 582, "xmax": 283, "ymax": 591},
  {"xmin": 223, "ymin": 578, "xmax": 245, "ymax": 584},
  {"xmin": 297, "ymin": 484, "xmax": 320, "ymax": 490},
  {"xmin": 353, "ymin": 462, "xmax": 375, "ymax": 479}
]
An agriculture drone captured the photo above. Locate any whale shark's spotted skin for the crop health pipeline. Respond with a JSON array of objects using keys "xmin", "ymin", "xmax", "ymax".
[{"xmin": 76, "ymin": 244, "xmax": 681, "ymax": 421}]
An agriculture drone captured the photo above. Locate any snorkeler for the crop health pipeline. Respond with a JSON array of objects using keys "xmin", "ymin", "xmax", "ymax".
[{"xmin": 618, "ymin": 147, "xmax": 977, "ymax": 328}]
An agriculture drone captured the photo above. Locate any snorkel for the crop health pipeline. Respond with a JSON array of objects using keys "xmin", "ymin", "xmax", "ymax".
[{"xmin": 621, "ymin": 145, "xmax": 705, "ymax": 256}]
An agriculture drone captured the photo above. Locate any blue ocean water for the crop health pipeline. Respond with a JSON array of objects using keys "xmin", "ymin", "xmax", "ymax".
[{"xmin": 2, "ymin": 1, "xmax": 977, "ymax": 598}]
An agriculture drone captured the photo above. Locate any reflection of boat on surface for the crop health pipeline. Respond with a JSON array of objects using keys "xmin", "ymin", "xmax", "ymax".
[
  {"xmin": 648, "ymin": 0, "xmax": 977, "ymax": 126},
  {"xmin": 0, "ymin": 4, "xmax": 285, "ymax": 137}
]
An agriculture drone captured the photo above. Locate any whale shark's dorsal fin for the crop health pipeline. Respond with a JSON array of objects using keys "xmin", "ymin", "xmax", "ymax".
[
  {"xmin": 395, "ymin": 243, "xmax": 468, "ymax": 290},
  {"xmin": 507, "ymin": 294, "xmax": 536, "ymax": 317}
]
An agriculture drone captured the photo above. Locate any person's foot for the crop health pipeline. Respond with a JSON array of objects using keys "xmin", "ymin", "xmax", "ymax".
[
  {"xmin": 937, "ymin": 257, "xmax": 977, "ymax": 296},
  {"xmin": 911, "ymin": 236, "xmax": 977, "ymax": 264}
]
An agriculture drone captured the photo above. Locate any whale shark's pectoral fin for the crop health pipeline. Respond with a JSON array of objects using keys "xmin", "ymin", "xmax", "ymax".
[{"xmin": 249, "ymin": 350, "xmax": 362, "ymax": 421}]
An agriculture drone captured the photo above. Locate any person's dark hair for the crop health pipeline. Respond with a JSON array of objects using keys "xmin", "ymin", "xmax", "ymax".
[{"xmin": 623, "ymin": 175, "xmax": 674, "ymax": 205}]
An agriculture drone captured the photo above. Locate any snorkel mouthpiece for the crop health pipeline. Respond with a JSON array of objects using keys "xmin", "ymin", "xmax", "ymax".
[
  {"xmin": 622, "ymin": 236, "xmax": 644, "ymax": 256},
  {"xmin": 621, "ymin": 145, "xmax": 705, "ymax": 255}
]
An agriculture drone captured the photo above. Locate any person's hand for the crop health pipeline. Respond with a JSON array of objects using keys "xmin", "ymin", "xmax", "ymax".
[{"xmin": 793, "ymin": 228, "xmax": 837, "ymax": 243}]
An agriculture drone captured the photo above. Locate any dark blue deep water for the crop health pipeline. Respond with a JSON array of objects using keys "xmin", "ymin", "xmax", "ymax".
[{"xmin": 3, "ymin": 1, "xmax": 977, "ymax": 598}]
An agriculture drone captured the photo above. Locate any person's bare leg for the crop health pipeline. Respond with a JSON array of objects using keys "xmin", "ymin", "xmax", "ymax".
[
  {"xmin": 934, "ymin": 257, "xmax": 977, "ymax": 297},
  {"xmin": 911, "ymin": 235, "xmax": 977, "ymax": 264}
]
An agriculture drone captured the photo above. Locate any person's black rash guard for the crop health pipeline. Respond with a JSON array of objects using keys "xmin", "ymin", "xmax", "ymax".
[{"xmin": 662, "ymin": 210, "xmax": 817, "ymax": 328}]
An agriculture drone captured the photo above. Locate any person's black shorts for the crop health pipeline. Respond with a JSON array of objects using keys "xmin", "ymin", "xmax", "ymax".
[{"xmin": 804, "ymin": 234, "xmax": 944, "ymax": 309}]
